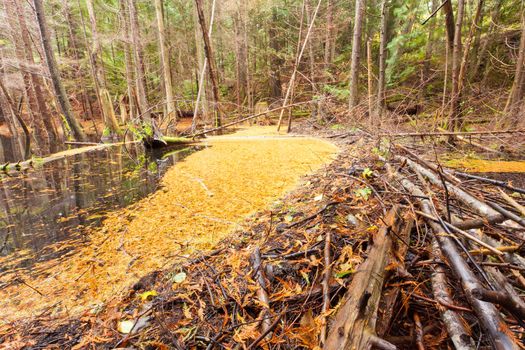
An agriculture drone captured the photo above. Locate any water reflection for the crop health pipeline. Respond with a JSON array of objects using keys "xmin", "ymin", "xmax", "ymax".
[{"xmin": 0, "ymin": 143, "xmax": 201, "ymax": 263}]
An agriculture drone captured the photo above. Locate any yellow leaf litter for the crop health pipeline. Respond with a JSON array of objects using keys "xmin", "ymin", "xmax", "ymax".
[
  {"xmin": 445, "ymin": 158, "xmax": 525, "ymax": 173},
  {"xmin": 0, "ymin": 126, "xmax": 338, "ymax": 322}
]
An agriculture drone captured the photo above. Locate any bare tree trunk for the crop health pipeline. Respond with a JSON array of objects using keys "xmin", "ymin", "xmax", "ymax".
[
  {"xmin": 85, "ymin": 0, "xmax": 120, "ymax": 135},
  {"xmin": 449, "ymin": 0, "xmax": 465, "ymax": 131},
  {"xmin": 234, "ymin": 0, "xmax": 248, "ymax": 107},
  {"xmin": 33, "ymin": 0, "xmax": 86, "ymax": 141},
  {"xmin": 376, "ymin": 0, "xmax": 388, "ymax": 117},
  {"xmin": 348, "ymin": 0, "xmax": 365, "ymax": 110},
  {"xmin": 4, "ymin": 0, "xmax": 51, "ymax": 154},
  {"xmin": 268, "ymin": 7, "xmax": 283, "ymax": 100},
  {"xmin": 323, "ymin": 0, "xmax": 334, "ymax": 70},
  {"xmin": 472, "ymin": 0, "xmax": 502, "ymax": 80},
  {"xmin": 458, "ymin": 0, "xmax": 484, "ymax": 92},
  {"xmin": 421, "ymin": 0, "xmax": 438, "ymax": 98},
  {"xmin": 154, "ymin": 0, "xmax": 176, "ymax": 127},
  {"xmin": 64, "ymin": 1, "xmax": 99, "ymax": 138},
  {"xmin": 127, "ymin": 0, "xmax": 151, "ymax": 121},
  {"xmin": 442, "ymin": 0, "xmax": 455, "ymax": 50},
  {"xmin": 194, "ymin": 0, "xmax": 222, "ymax": 127},
  {"xmin": 305, "ymin": 0, "xmax": 316, "ymax": 90},
  {"xmin": 504, "ymin": 13, "xmax": 525, "ymax": 123},
  {"xmin": 366, "ymin": 39, "xmax": 373, "ymax": 123},
  {"xmin": 119, "ymin": 0, "xmax": 136, "ymax": 124}
]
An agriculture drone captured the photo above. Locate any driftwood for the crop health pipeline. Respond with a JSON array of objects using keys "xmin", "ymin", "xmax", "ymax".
[{"xmin": 324, "ymin": 206, "xmax": 400, "ymax": 350}]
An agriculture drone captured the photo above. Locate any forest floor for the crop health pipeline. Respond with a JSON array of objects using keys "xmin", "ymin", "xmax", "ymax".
[{"xmin": 1, "ymin": 120, "xmax": 525, "ymax": 349}]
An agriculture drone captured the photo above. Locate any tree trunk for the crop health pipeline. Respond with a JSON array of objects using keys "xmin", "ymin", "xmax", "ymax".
[
  {"xmin": 127, "ymin": 0, "xmax": 152, "ymax": 124},
  {"xmin": 268, "ymin": 7, "xmax": 283, "ymax": 100},
  {"xmin": 33, "ymin": 0, "xmax": 86, "ymax": 141},
  {"xmin": 421, "ymin": 0, "xmax": 438, "ymax": 97},
  {"xmin": 5, "ymin": 0, "xmax": 52, "ymax": 154},
  {"xmin": 194, "ymin": 0, "xmax": 222, "ymax": 127},
  {"xmin": 234, "ymin": 0, "xmax": 248, "ymax": 107},
  {"xmin": 154, "ymin": 0, "xmax": 176, "ymax": 127},
  {"xmin": 376, "ymin": 0, "xmax": 388, "ymax": 117},
  {"xmin": 472, "ymin": 0, "xmax": 502, "ymax": 80},
  {"xmin": 323, "ymin": 0, "xmax": 334, "ymax": 70},
  {"xmin": 449, "ymin": 0, "xmax": 465, "ymax": 131},
  {"xmin": 348, "ymin": 0, "xmax": 365, "ymax": 110},
  {"xmin": 119, "ymin": 0, "xmax": 137, "ymax": 123},
  {"xmin": 305, "ymin": 0, "xmax": 316, "ymax": 90},
  {"xmin": 64, "ymin": 1, "xmax": 98, "ymax": 138},
  {"xmin": 442, "ymin": 0, "xmax": 455, "ymax": 50},
  {"xmin": 458, "ymin": 0, "xmax": 484, "ymax": 92},
  {"xmin": 85, "ymin": 0, "xmax": 120, "ymax": 135},
  {"xmin": 504, "ymin": 13, "xmax": 525, "ymax": 124}
]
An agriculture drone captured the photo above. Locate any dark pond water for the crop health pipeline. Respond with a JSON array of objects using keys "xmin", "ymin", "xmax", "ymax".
[{"xmin": 0, "ymin": 143, "xmax": 201, "ymax": 260}]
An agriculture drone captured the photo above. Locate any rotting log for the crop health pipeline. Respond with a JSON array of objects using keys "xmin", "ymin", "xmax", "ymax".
[
  {"xmin": 376, "ymin": 217, "xmax": 413, "ymax": 337},
  {"xmin": 324, "ymin": 206, "xmax": 400, "ymax": 350},
  {"xmin": 389, "ymin": 164, "xmax": 520, "ymax": 349}
]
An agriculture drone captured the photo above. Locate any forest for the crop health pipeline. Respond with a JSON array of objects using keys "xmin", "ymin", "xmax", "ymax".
[{"xmin": 0, "ymin": 0, "xmax": 525, "ymax": 349}]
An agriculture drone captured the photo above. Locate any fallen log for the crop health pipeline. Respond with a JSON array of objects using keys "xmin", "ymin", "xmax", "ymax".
[
  {"xmin": 324, "ymin": 206, "xmax": 400, "ymax": 350},
  {"xmin": 390, "ymin": 164, "xmax": 520, "ymax": 349},
  {"xmin": 1, "ymin": 141, "xmax": 138, "ymax": 173}
]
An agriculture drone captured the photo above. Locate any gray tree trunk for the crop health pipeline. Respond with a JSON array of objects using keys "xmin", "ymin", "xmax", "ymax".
[{"xmin": 33, "ymin": 0, "xmax": 86, "ymax": 141}]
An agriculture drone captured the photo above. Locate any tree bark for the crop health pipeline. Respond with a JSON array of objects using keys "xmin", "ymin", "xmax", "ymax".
[
  {"xmin": 376, "ymin": 0, "xmax": 388, "ymax": 117},
  {"xmin": 268, "ymin": 7, "xmax": 283, "ymax": 100},
  {"xmin": 127, "ymin": 0, "xmax": 151, "ymax": 121},
  {"xmin": 119, "ymin": 0, "xmax": 136, "ymax": 124},
  {"xmin": 194, "ymin": 0, "xmax": 222, "ymax": 127},
  {"xmin": 458, "ymin": 0, "xmax": 484, "ymax": 92},
  {"xmin": 449, "ymin": 0, "xmax": 465, "ymax": 131},
  {"xmin": 472, "ymin": 0, "xmax": 502, "ymax": 80},
  {"xmin": 154, "ymin": 0, "xmax": 176, "ymax": 127},
  {"xmin": 85, "ymin": 0, "xmax": 120, "ymax": 135},
  {"xmin": 33, "ymin": 0, "xmax": 86, "ymax": 141},
  {"xmin": 323, "ymin": 0, "xmax": 334, "ymax": 69},
  {"xmin": 504, "ymin": 13, "xmax": 525, "ymax": 124},
  {"xmin": 348, "ymin": 0, "xmax": 365, "ymax": 110},
  {"xmin": 442, "ymin": 0, "xmax": 455, "ymax": 50},
  {"xmin": 234, "ymin": 0, "xmax": 248, "ymax": 107},
  {"xmin": 5, "ymin": 0, "xmax": 53, "ymax": 154}
]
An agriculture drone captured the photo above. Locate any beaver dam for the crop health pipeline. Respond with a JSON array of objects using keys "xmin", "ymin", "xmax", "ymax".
[{"xmin": 0, "ymin": 126, "xmax": 338, "ymax": 322}]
